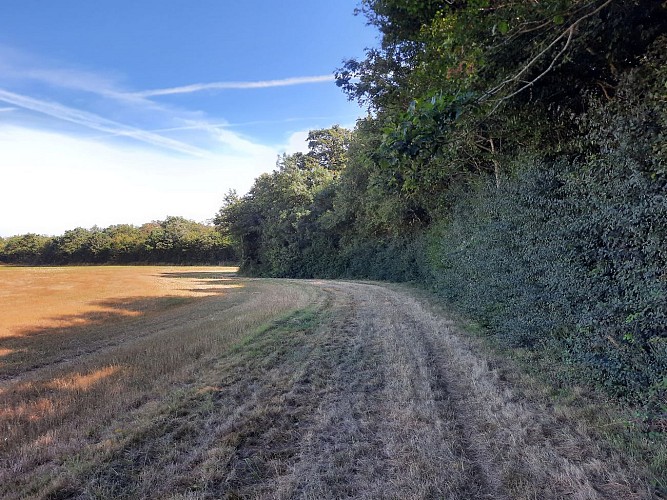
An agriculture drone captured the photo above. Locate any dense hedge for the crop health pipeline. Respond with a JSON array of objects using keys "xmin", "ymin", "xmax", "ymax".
[
  {"xmin": 337, "ymin": 235, "xmax": 431, "ymax": 282},
  {"xmin": 428, "ymin": 41, "xmax": 667, "ymax": 407},
  {"xmin": 431, "ymin": 152, "xmax": 666, "ymax": 404}
]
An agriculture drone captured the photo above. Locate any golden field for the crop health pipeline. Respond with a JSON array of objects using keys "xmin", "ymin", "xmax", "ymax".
[{"xmin": 0, "ymin": 265, "xmax": 317, "ymax": 498}]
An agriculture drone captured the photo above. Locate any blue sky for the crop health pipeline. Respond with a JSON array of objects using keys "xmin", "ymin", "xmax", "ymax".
[{"xmin": 0, "ymin": 1, "xmax": 377, "ymax": 236}]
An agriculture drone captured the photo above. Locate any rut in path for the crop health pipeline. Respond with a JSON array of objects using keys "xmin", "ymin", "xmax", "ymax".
[{"xmin": 270, "ymin": 281, "xmax": 499, "ymax": 499}]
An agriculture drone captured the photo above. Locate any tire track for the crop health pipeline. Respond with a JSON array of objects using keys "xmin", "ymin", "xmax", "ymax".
[
  {"xmin": 272, "ymin": 284, "xmax": 391, "ymax": 499},
  {"xmin": 307, "ymin": 281, "xmax": 651, "ymax": 500},
  {"xmin": 311, "ymin": 281, "xmax": 502, "ymax": 499},
  {"xmin": 251, "ymin": 281, "xmax": 498, "ymax": 499}
]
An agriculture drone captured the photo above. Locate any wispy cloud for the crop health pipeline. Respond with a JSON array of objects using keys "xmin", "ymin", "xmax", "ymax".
[
  {"xmin": 0, "ymin": 46, "xmax": 128, "ymax": 100},
  {"xmin": 144, "ymin": 114, "xmax": 357, "ymax": 133},
  {"xmin": 0, "ymin": 45, "xmax": 349, "ymax": 162},
  {"xmin": 0, "ymin": 87, "xmax": 208, "ymax": 157},
  {"xmin": 133, "ymin": 75, "xmax": 334, "ymax": 97}
]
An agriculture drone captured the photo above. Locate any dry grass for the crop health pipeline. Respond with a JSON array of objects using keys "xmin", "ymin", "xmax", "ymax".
[
  {"xmin": 263, "ymin": 281, "xmax": 656, "ymax": 499},
  {"xmin": 0, "ymin": 265, "xmax": 240, "ymax": 379},
  {"xmin": 0, "ymin": 266, "xmax": 318, "ymax": 498},
  {"xmin": 396, "ymin": 282, "xmax": 666, "ymax": 499},
  {"xmin": 0, "ymin": 269, "xmax": 660, "ymax": 498},
  {"xmin": 0, "ymin": 265, "xmax": 240, "ymax": 339}
]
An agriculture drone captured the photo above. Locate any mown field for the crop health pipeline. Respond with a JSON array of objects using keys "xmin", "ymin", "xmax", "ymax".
[
  {"xmin": 0, "ymin": 266, "xmax": 320, "ymax": 498},
  {"xmin": 0, "ymin": 266, "xmax": 662, "ymax": 499}
]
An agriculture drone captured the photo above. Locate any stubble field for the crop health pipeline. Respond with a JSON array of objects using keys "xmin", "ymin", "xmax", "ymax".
[{"xmin": 0, "ymin": 265, "xmax": 660, "ymax": 499}]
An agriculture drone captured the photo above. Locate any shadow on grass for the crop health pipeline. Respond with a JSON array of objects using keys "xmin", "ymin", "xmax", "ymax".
[
  {"xmin": 0, "ymin": 281, "xmax": 244, "ymax": 380},
  {"xmin": 159, "ymin": 270, "xmax": 238, "ymax": 280}
]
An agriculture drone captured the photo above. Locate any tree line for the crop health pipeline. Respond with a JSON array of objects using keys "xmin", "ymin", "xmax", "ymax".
[
  {"xmin": 0, "ymin": 216, "xmax": 236, "ymax": 265},
  {"xmin": 216, "ymin": 0, "xmax": 667, "ymax": 418}
]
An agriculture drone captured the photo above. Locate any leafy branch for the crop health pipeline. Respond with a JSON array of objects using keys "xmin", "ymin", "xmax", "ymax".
[{"xmin": 483, "ymin": 0, "xmax": 613, "ymax": 110}]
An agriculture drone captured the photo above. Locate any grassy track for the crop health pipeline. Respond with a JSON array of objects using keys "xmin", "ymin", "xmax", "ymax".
[{"xmin": 0, "ymin": 268, "xmax": 662, "ymax": 498}]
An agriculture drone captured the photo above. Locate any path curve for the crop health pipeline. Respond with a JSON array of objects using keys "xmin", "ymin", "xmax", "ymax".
[
  {"xmin": 2, "ymin": 278, "xmax": 653, "ymax": 499},
  {"xmin": 258, "ymin": 280, "xmax": 651, "ymax": 500}
]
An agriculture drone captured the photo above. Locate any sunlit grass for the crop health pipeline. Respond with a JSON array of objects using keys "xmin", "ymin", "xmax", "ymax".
[
  {"xmin": 46, "ymin": 365, "xmax": 123, "ymax": 392},
  {"xmin": 0, "ymin": 265, "xmax": 239, "ymax": 338},
  {"xmin": 0, "ymin": 266, "xmax": 319, "ymax": 498},
  {"xmin": 0, "ymin": 347, "xmax": 15, "ymax": 357}
]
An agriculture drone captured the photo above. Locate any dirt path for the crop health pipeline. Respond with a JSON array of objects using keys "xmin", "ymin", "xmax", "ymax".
[
  {"xmin": 258, "ymin": 281, "xmax": 650, "ymax": 500},
  {"xmin": 2, "ymin": 278, "xmax": 654, "ymax": 499},
  {"xmin": 104, "ymin": 279, "xmax": 647, "ymax": 499}
]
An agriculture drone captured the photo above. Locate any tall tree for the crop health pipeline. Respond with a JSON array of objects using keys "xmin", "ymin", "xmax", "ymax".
[{"xmin": 216, "ymin": 126, "xmax": 351, "ymax": 275}]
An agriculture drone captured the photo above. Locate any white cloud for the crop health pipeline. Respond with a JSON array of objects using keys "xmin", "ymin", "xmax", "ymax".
[
  {"xmin": 0, "ymin": 45, "xmax": 146, "ymax": 104},
  {"xmin": 284, "ymin": 130, "xmax": 310, "ymax": 154},
  {"xmin": 133, "ymin": 75, "xmax": 335, "ymax": 97},
  {"xmin": 0, "ymin": 125, "xmax": 280, "ymax": 236},
  {"xmin": 0, "ymin": 47, "xmax": 359, "ymax": 236}
]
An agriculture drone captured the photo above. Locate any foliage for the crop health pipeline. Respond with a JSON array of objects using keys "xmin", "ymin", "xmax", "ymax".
[
  {"xmin": 215, "ymin": 127, "xmax": 351, "ymax": 276},
  {"xmin": 0, "ymin": 234, "xmax": 53, "ymax": 264},
  {"xmin": 429, "ymin": 35, "xmax": 667, "ymax": 407},
  {"xmin": 432, "ymin": 149, "xmax": 667, "ymax": 404},
  {"xmin": 215, "ymin": 4, "xmax": 667, "ymax": 419},
  {"xmin": 340, "ymin": 0, "xmax": 666, "ymax": 111},
  {"xmin": 339, "ymin": 0, "xmax": 667, "ymax": 201},
  {"xmin": 0, "ymin": 217, "xmax": 235, "ymax": 265}
]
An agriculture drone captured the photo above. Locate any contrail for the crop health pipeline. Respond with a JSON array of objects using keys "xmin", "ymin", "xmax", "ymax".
[
  {"xmin": 0, "ymin": 88, "xmax": 208, "ymax": 157},
  {"xmin": 133, "ymin": 75, "xmax": 335, "ymax": 97}
]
